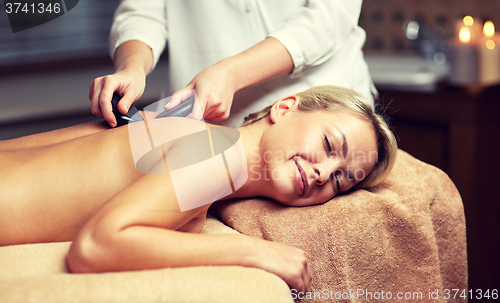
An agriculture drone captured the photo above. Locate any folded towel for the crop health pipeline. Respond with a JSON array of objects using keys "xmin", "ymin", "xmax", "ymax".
[
  {"xmin": 210, "ymin": 150, "xmax": 467, "ymax": 302},
  {"xmin": 0, "ymin": 215, "xmax": 292, "ymax": 303}
]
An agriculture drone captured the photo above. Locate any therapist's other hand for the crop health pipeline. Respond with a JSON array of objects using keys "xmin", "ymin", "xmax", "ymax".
[
  {"xmin": 89, "ymin": 67, "xmax": 146, "ymax": 127},
  {"xmin": 167, "ymin": 61, "xmax": 237, "ymax": 122}
]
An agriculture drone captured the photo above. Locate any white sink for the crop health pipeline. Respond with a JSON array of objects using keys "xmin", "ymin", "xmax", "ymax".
[{"xmin": 365, "ymin": 53, "xmax": 450, "ymax": 93}]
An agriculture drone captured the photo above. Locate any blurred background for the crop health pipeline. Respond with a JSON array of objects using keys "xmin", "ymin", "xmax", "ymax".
[
  {"xmin": 1, "ymin": 0, "xmax": 498, "ymax": 298},
  {"xmin": 0, "ymin": 0, "xmax": 167, "ymax": 137},
  {"xmin": 360, "ymin": 0, "xmax": 499, "ymax": 52}
]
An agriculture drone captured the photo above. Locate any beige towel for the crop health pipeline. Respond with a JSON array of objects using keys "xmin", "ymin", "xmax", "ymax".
[
  {"xmin": 0, "ymin": 215, "xmax": 292, "ymax": 303},
  {"xmin": 210, "ymin": 150, "xmax": 468, "ymax": 302}
]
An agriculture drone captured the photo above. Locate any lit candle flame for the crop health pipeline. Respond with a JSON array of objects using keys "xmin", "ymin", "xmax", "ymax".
[
  {"xmin": 486, "ymin": 39, "xmax": 496, "ymax": 50},
  {"xmin": 459, "ymin": 27, "xmax": 471, "ymax": 43},
  {"xmin": 483, "ymin": 21, "xmax": 495, "ymax": 38},
  {"xmin": 463, "ymin": 16, "xmax": 474, "ymax": 26}
]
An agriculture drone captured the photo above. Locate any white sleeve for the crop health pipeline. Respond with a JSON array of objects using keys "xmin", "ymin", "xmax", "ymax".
[
  {"xmin": 268, "ymin": 0, "xmax": 363, "ymax": 78},
  {"xmin": 109, "ymin": 0, "xmax": 168, "ymax": 73}
]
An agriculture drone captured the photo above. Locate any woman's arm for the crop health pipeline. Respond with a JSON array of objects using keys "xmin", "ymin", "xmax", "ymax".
[{"xmin": 67, "ymin": 155, "xmax": 311, "ymax": 292}]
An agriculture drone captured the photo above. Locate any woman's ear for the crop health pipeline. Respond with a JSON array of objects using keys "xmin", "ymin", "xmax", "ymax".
[{"xmin": 269, "ymin": 95, "xmax": 299, "ymax": 124}]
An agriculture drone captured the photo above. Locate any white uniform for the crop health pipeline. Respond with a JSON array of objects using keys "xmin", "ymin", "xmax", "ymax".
[{"xmin": 110, "ymin": 0, "xmax": 375, "ymax": 127}]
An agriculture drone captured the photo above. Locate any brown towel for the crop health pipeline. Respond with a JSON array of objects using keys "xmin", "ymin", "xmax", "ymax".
[{"xmin": 210, "ymin": 150, "xmax": 467, "ymax": 302}]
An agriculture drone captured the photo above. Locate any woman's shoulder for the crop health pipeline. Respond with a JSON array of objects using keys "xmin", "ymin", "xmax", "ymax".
[
  {"xmin": 126, "ymin": 116, "xmax": 208, "ymax": 173},
  {"xmin": 146, "ymin": 116, "xmax": 208, "ymax": 144},
  {"xmin": 161, "ymin": 121, "xmax": 247, "ymax": 210},
  {"xmin": 162, "ymin": 121, "xmax": 247, "ymax": 193},
  {"xmin": 128, "ymin": 115, "xmax": 247, "ymax": 202},
  {"xmin": 162, "ymin": 121, "xmax": 244, "ymax": 169}
]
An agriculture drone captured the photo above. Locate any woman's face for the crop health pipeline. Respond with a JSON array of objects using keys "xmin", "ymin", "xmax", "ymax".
[{"xmin": 257, "ymin": 97, "xmax": 378, "ymax": 207}]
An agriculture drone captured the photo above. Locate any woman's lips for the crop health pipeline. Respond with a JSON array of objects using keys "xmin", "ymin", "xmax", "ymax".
[{"xmin": 294, "ymin": 159, "xmax": 308, "ymax": 196}]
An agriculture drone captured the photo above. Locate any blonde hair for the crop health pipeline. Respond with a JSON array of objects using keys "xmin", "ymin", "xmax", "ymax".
[{"xmin": 242, "ymin": 85, "xmax": 397, "ymax": 189}]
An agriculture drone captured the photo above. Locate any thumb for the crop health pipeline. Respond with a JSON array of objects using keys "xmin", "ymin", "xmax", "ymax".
[
  {"xmin": 118, "ymin": 90, "xmax": 138, "ymax": 114},
  {"xmin": 165, "ymin": 86, "xmax": 194, "ymax": 110}
]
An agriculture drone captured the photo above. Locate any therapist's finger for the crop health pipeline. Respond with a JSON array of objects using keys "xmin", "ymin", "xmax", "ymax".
[
  {"xmin": 99, "ymin": 80, "xmax": 118, "ymax": 127},
  {"xmin": 201, "ymin": 105, "xmax": 216, "ymax": 121},
  {"xmin": 206, "ymin": 107, "xmax": 231, "ymax": 122},
  {"xmin": 118, "ymin": 89, "xmax": 137, "ymax": 115},
  {"xmin": 90, "ymin": 79, "xmax": 104, "ymax": 118},
  {"xmin": 203, "ymin": 102, "xmax": 231, "ymax": 121}
]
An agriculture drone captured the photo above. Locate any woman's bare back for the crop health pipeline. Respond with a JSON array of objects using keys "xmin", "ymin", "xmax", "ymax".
[
  {"xmin": 0, "ymin": 113, "xmax": 243, "ymax": 246},
  {"xmin": 0, "ymin": 125, "xmax": 144, "ymax": 245}
]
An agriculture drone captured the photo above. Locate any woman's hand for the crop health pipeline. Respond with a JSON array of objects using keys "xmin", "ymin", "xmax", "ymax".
[
  {"xmin": 248, "ymin": 238, "xmax": 312, "ymax": 293},
  {"xmin": 89, "ymin": 67, "xmax": 146, "ymax": 127},
  {"xmin": 166, "ymin": 60, "xmax": 237, "ymax": 122}
]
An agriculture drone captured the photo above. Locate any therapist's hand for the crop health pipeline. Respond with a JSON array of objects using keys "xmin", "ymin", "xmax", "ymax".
[
  {"xmin": 166, "ymin": 37, "xmax": 293, "ymax": 122},
  {"xmin": 89, "ymin": 40, "xmax": 153, "ymax": 127},
  {"xmin": 166, "ymin": 61, "xmax": 237, "ymax": 122},
  {"xmin": 89, "ymin": 67, "xmax": 146, "ymax": 127}
]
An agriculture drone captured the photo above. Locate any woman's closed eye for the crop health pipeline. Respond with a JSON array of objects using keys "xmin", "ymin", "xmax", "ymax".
[
  {"xmin": 332, "ymin": 173, "xmax": 342, "ymax": 194},
  {"xmin": 323, "ymin": 135, "xmax": 333, "ymax": 154},
  {"xmin": 323, "ymin": 136, "xmax": 342, "ymax": 193}
]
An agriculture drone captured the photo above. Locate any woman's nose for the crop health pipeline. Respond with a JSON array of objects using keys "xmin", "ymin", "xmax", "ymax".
[
  {"xmin": 313, "ymin": 159, "xmax": 339, "ymax": 185},
  {"xmin": 313, "ymin": 167, "xmax": 331, "ymax": 185}
]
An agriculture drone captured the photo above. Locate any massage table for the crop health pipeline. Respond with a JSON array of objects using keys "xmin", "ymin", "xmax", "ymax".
[{"xmin": 0, "ymin": 150, "xmax": 467, "ymax": 302}]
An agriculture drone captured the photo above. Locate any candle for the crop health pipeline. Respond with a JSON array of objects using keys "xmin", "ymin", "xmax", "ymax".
[
  {"xmin": 478, "ymin": 21, "xmax": 500, "ymax": 85},
  {"xmin": 455, "ymin": 16, "xmax": 482, "ymax": 42},
  {"xmin": 449, "ymin": 26, "xmax": 479, "ymax": 85}
]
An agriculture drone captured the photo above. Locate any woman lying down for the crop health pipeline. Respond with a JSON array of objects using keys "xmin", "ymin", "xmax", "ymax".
[{"xmin": 0, "ymin": 85, "xmax": 397, "ymax": 293}]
